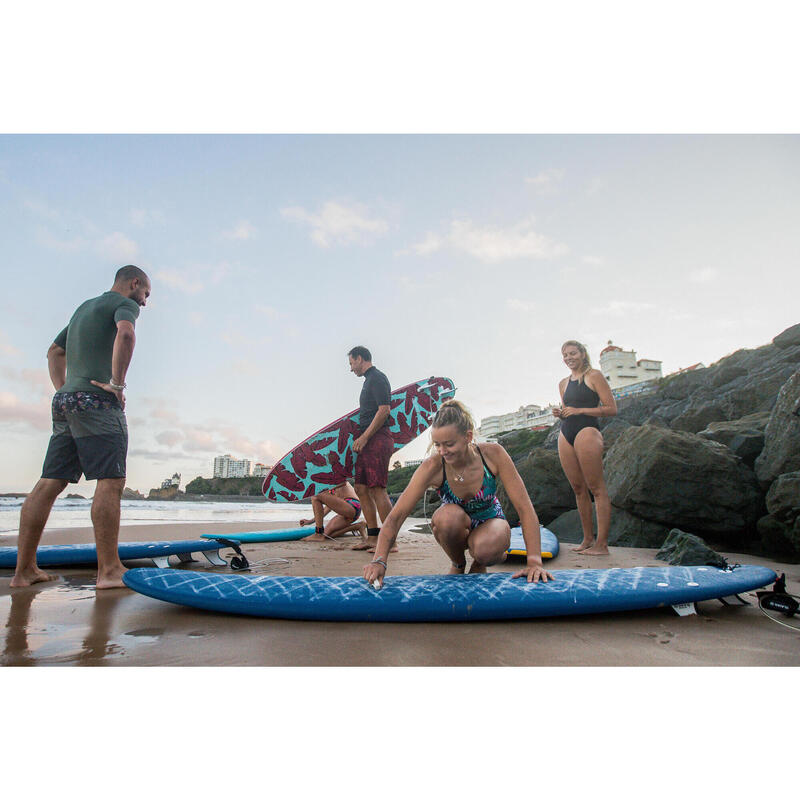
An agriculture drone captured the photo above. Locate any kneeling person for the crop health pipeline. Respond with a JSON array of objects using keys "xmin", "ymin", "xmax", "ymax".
[{"xmin": 300, "ymin": 481, "xmax": 368, "ymax": 547}]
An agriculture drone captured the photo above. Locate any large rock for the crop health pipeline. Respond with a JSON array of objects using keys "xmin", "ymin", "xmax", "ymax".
[
  {"xmin": 757, "ymin": 514, "xmax": 800, "ymax": 559},
  {"xmin": 656, "ymin": 529, "xmax": 728, "ymax": 567},
  {"xmin": 497, "ymin": 448, "xmax": 576, "ymax": 526},
  {"xmin": 548, "ymin": 504, "xmax": 672, "ymax": 548},
  {"xmin": 755, "ymin": 371, "xmax": 800, "ymax": 484},
  {"xmin": 774, "ymin": 323, "xmax": 800, "ymax": 350},
  {"xmin": 765, "ymin": 471, "xmax": 800, "ymax": 522},
  {"xmin": 605, "ymin": 425, "xmax": 763, "ymax": 537},
  {"xmin": 697, "ymin": 412, "xmax": 770, "ymax": 466},
  {"xmin": 670, "ymin": 400, "xmax": 728, "ymax": 433}
]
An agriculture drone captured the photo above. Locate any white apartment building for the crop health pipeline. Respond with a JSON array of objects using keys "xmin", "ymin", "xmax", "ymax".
[
  {"xmin": 251, "ymin": 463, "xmax": 271, "ymax": 477},
  {"xmin": 478, "ymin": 404, "xmax": 558, "ymax": 441},
  {"xmin": 213, "ymin": 454, "xmax": 252, "ymax": 478},
  {"xmin": 599, "ymin": 341, "xmax": 663, "ymax": 390}
]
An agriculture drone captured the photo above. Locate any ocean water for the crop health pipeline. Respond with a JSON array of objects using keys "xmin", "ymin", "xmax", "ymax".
[{"xmin": 0, "ymin": 497, "xmax": 314, "ymax": 534}]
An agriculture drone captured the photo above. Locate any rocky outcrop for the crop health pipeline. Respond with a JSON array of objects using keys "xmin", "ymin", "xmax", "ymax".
[
  {"xmin": 774, "ymin": 323, "xmax": 800, "ymax": 349},
  {"xmin": 604, "ymin": 425, "xmax": 762, "ymax": 538},
  {"xmin": 496, "ymin": 448, "xmax": 575, "ymax": 526},
  {"xmin": 122, "ymin": 487, "xmax": 145, "ymax": 500},
  {"xmin": 697, "ymin": 411, "xmax": 770, "ymax": 466},
  {"xmin": 754, "ymin": 371, "xmax": 800, "ymax": 484},
  {"xmin": 655, "ymin": 529, "xmax": 727, "ymax": 567}
]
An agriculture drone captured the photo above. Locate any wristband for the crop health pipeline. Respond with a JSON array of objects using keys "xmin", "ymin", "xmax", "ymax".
[
  {"xmin": 109, "ymin": 380, "xmax": 126, "ymax": 391},
  {"xmin": 371, "ymin": 558, "xmax": 388, "ymax": 570}
]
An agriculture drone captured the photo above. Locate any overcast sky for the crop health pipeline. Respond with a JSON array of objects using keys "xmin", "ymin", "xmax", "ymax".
[{"xmin": 1, "ymin": 134, "xmax": 798, "ymax": 493}]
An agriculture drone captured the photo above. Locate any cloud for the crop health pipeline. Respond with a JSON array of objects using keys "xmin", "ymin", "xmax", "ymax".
[
  {"xmin": 0, "ymin": 331, "xmax": 21, "ymax": 357},
  {"xmin": 155, "ymin": 430, "xmax": 184, "ymax": 446},
  {"xmin": 689, "ymin": 267, "xmax": 719, "ymax": 284},
  {"xmin": 130, "ymin": 208, "xmax": 166, "ymax": 227},
  {"xmin": 405, "ymin": 215, "xmax": 568, "ymax": 264},
  {"xmin": 506, "ymin": 298, "xmax": 536, "ymax": 313},
  {"xmin": 2, "ymin": 366, "xmax": 52, "ymax": 397},
  {"xmin": 0, "ymin": 391, "xmax": 50, "ymax": 431},
  {"xmin": 582, "ymin": 255, "xmax": 605, "ymax": 266},
  {"xmin": 281, "ymin": 201, "xmax": 389, "ymax": 247},
  {"xmin": 525, "ymin": 168, "xmax": 565, "ymax": 191},
  {"xmin": 222, "ymin": 220, "xmax": 257, "ymax": 240},
  {"xmin": 592, "ymin": 300, "xmax": 656, "ymax": 316},
  {"xmin": 155, "ymin": 262, "xmax": 234, "ymax": 295},
  {"xmin": 95, "ymin": 232, "xmax": 139, "ymax": 262},
  {"xmin": 254, "ymin": 304, "xmax": 289, "ymax": 320}
]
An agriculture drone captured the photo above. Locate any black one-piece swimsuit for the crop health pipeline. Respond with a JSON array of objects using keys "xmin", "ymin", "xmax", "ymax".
[{"xmin": 560, "ymin": 378, "xmax": 600, "ymax": 446}]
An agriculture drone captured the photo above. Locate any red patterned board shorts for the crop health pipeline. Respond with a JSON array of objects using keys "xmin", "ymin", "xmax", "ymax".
[{"xmin": 354, "ymin": 427, "xmax": 393, "ymax": 488}]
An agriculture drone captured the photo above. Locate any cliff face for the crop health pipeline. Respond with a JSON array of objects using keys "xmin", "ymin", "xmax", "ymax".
[
  {"xmin": 498, "ymin": 323, "xmax": 800, "ymax": 560},
  {"xmin": 147, "ymin": 486, "xmax": 182, "ymax": 500}
]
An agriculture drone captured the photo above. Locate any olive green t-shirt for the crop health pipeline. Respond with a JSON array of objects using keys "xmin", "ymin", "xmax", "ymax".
[{"xmin": 53, "ymin": 291, "xmax": 140, "ymax": 394}]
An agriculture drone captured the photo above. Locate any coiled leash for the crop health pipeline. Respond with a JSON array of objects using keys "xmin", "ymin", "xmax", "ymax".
[
  {"xmin": 757, "ymin": 574, "xmax": 800, "ymax": 632},
  {"xmin": 214, "ymin": 537, "xmax": 290, "ymax": 572}
]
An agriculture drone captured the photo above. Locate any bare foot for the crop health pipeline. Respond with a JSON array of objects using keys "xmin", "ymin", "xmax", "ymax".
[
  {"xmin": 302, "ymin": 533, "xmax": 326, "ymax": 541},
  {"xmin": 367, "ymin": 544, "xmax": 398, "ymax": 554},
  {"xmin": 10, "ymin": 567, "xmax": 58, "ymax": 587},
  {"xmin": 582, "ymin": 545, "xmax": 609, "ymax": 556},
  {"xmin": 448, "ymin": 563, "xmax": 466, "ymax": 574},
  {"xmin": 96, "ymin": 567, "xmax": 129, "ymax": 590},
  {"xmin": 572, "ymin": 539, "xmax": 595, "ymax": 552},
  {"xmin": 468, "ymin": 562, "xmax": 487, "ymax": 574}
]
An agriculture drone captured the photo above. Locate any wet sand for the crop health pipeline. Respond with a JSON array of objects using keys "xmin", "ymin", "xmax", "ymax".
[{"xmin": 1, "ymin": 519, "xmax": 799, "ymax": 666}]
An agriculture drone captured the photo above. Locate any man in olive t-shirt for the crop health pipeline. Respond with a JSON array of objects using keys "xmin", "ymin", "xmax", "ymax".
[{"xmin": 11, "ymin": 265, "xmax": 151, "ymax": 591}]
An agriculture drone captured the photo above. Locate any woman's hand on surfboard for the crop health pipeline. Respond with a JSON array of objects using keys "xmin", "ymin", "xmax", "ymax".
[
  {"xmin": 512, "ymin": 562, "xmax": 554, "ymax": 583},
  {"xmin": 363, "ymin": 560, "xmax": 386, "ymax": 589}
]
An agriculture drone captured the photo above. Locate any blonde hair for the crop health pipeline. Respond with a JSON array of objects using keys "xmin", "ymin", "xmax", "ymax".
[
  {"xmin": 561, "ymin": 340, "xmax": 592, "ymax": 380},
  {"xmin": 427, "ymin": 399, "xmax": 476, "ymax": 452}
]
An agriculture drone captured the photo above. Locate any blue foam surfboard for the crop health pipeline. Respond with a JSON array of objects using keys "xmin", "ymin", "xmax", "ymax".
[
  {"xmin": 201, "ymin": 526, "xmax": 315, "ymax": 543},
  {"xmin": 508, "ymin": 527, "xmax": 559, "ymax": 559},
  {"xmin": 122, "ymin": 564, "xmax": 776, "ymax": 622},
  {"xmin": 0, "ymin": 540, "xmax": 230, "ymax": 569}
]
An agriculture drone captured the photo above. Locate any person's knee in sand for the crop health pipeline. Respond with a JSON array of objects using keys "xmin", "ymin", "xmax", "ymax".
[{"xmin": 11, "ymin": 265, "xmax": 151, "ymax": 591}]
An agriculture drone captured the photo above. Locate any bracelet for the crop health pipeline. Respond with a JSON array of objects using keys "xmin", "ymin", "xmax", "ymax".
[
  {"xmin": 109, "ymin": 380, "xmax": 126, "ymax": 391},
  {"xmin": 371, "ymin": 558, "xmax": 388, "ymax": 570}
]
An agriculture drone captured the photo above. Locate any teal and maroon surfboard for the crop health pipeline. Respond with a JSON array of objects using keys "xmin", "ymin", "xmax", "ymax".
[{"xmin": 263, "ymin": 376, "xmax": 456, "ymax": 502}]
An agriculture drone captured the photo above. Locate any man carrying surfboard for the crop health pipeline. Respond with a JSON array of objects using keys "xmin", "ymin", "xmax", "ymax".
[
  {"xmin": 10, "ymin": 265, "xmax": 151, "ymax": 591},
  {"xmin": 348, "ymin": 346, "xmax": 396, "ymax": 551}
]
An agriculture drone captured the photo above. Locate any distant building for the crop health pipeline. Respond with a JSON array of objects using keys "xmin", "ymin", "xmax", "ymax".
[
  {"xmin": 160, "ymin": 472, "xmax": 181, "ymax": 490},
  {"xmin": 478, "ymin": 404, "xmax": 558, "ymax": 441},
  {"xmin": 213, "ymin": 454, "xmax": 252, "ymax": 478},
  {"xmin": 599, "ymin": 341, "xmax": 663, "ymax": 391},
  {"xmin": 404, "ymin": 459, "xmax": 424, "ymax": 468},
  {"xmin": 252, "ymin": 463, "xmax": 271, "ymax": 477}
]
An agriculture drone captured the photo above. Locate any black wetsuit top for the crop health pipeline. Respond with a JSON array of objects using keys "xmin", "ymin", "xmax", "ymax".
[{"xmin": 560, "ymin": 378, "xmax": 600, "ymax": 446}]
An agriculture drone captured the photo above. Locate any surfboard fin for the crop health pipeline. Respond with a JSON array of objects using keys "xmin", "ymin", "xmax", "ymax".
[
  {"xmin": 718, "ymin": 594, "xmax": 750, "ymax": 606},
  {"xmin": 671, "ymin": 602, "xmax": 697, "ymax": 616}
]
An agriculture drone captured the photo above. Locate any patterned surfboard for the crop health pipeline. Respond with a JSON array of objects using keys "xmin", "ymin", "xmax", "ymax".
[
  {"xmin": 123, "ymin": 564, "xmax": 777, "ymax": 622},
  {"xmin": 263, "ymin": 376, "xmax": 456, "ymax": 502}
]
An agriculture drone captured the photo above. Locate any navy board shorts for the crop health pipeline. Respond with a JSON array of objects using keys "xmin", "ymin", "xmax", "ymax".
[{"xmin": 41, "ymin": 392, "xmax": 128, "ymax": 482}]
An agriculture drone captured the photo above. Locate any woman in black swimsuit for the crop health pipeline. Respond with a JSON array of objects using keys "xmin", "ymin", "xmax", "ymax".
[{"xmin": 553, "ymin": 340, "xmax": 617, "ymax": 555}]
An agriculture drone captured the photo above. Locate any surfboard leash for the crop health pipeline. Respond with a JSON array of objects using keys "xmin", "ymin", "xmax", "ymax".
[{"xmin": 756, "ymin": 574, "xmax": 800, "ymax": 632}]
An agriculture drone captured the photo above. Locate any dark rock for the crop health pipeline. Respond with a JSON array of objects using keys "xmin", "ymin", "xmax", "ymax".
[
  {"xmin": 765, "ymin": 471, "xmax": 800, "ymax": 522},
  {"xmin": 597, "ymin": 418, "xmax": 632, "ymax": 452},
  {"xmin": 757, "ymin": 514, "xmax": 800, "ymax": 559},
  {"xmin": 66, "ymin": 493, "xmax": 86, "ymax": 500},
  {"xmin": 605, "ymin": 425, "xmax": 763, "ymax": 537},
  {"xmin": 697, "ymin": 412, "xmax": 770, "ymax": 466},
  {"xmin": 710, "ymin": 364, "xmax": 748, "ymax": 389},
  {"xmin": 720, "ymin": 367, "xmax": 797, "ymax": 418},
  {"xmin": 497, "ymin": 448, "xmax": 576, "ymax": 526},
  {"xmin": 670, "ymin": 400, "xmax": 728, "ymax": 433},
  {"xmin": 543, "ymin": 421, "xmax": 561, "ymax": 450},
  {"xmin": 773, "ymin": 323, "xmax": 800, "ymax": 350},
  {"xmin": 655, "ymin": 529, "xmax": 728, "ymax": 567},
  {"xmin": 755, "ymin": 371, "xmax": 800, "ymax": 484},
  {"xmin": 548, "ymin": 504, "xmax": 672, "ymax": 548}
]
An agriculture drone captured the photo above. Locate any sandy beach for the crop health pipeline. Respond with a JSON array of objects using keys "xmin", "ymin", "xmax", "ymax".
[{"xmin": 1, "ymin": 518, "xmax": 798, "ymax": 667}]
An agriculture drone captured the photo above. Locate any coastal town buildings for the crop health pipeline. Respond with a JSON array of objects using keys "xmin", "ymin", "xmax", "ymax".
[
  {"xmin": 477, "ymin": 403, "xmax": 558, "ymax": 441},
  {"xmin": 252, "ymin": 463, "xmax": 271, "ymax": 477},
  {"xmin": 213, "ymin": 454, "xmax": 252, "ymax": 478},
  {"xmin": 160, "ymin": 472, "xmax": 181, "ymax": 490},
  {"xmin": 599, "ymin": 341, "xmax": 663, "ymax": 397}
]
